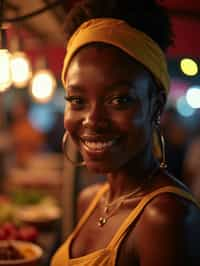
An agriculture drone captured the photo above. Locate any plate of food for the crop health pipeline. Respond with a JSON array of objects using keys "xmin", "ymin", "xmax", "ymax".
[
  {"xmin": 15, "ymin": 199, "xmax": 61, "ymax": 227},
  {"xmin": 0, "ymin": 191, "xmax": 61, "ymax": 228},
  {"xmin": 0, "ymin": 240, "xmax": 43, "ymax": 265}
]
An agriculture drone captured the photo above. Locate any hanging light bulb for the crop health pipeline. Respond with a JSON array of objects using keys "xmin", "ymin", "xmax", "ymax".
[
  {"xmin": 0, "ymin": 24, "xmax": 12, "ymax": 92},
  {"xmin": 10, "ymin": 51, "xmax": 32, "ymax": 88},
  {"xmin": 0, "ymin": 49, "xmax": 12, "ymax": 92},
  {"xmin": 30, "ymin": 69, "xmax": 56, "ymax": 103},
  {"xmin": 0, "ymin": 0, "xmax": 12, "ymax": 93}
]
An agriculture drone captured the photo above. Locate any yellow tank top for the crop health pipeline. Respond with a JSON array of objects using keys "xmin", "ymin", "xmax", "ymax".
[{"xmin": 51, "ymin": 185, "xmax": 200, "ymax": 266}]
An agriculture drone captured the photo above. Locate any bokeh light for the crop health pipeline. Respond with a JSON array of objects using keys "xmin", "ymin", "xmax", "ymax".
[
  {"xmin": 180, "ymin": 58, "xmax": 198, "ymax": 76},
  {"xmin": 176, "ymin": 95, "xmax": 195, "ymax": 117},
  {"xmin": 11, "ymin": 52, "xmax": 32, "ymax": 88},
  {"xmin": 28, "ymin": 103, "xmax": 56, "ymax": 132},
  {"xmin": 30, "ymin": 69, "xmax": 56, "ymax": 103},
  {"xmin": 0, "ymin": 49, "xmax": 12, "ymax": 92},
  {"xmin": 186, "ymin": 86, "xmax": 200, "ymax": 109}
]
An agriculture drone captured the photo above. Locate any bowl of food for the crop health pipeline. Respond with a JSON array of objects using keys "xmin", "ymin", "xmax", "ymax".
[{"xmin": 0, "ymin": 240, "xmax": 43, "ymax": 266}]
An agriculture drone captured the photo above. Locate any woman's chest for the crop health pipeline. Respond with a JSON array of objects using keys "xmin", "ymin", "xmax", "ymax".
[{"xmin": 70, "ymin": 207, "xmax": 139, "ymax": 266}]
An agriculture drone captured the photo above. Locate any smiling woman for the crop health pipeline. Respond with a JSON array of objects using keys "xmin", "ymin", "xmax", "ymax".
[
  {"xmin": 51, "ymin": 1, "xmax": 200, "ymax": 266},
  {"xmin": 64, "ymin": 45, "xmax": 156, "ymax": 174}
]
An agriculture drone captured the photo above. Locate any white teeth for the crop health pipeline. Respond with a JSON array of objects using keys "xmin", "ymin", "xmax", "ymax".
[{"xmin": 84, "ymin": 140, "xmax": 115, "ymax": 150}]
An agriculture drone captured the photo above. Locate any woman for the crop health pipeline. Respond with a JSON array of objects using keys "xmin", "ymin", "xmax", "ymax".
[{"xmin": 51, "ymin": 1, "xmax": 200, "ymax": 265}]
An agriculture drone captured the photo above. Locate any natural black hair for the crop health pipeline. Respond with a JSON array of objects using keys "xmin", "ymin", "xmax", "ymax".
[{"xmin": 64, "ymin": 0, "xmax": 173, "ymax": 52}]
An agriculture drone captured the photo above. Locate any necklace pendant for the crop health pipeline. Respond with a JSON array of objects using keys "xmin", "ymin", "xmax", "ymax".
[{"xmin": 98, "ymin": 217, "xmax": 107, "ymax": 227}]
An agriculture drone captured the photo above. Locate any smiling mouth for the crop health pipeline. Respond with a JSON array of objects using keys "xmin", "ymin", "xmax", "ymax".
[{"xmin": 81, "ymin": 138, "xmax": 118, "ymax": 152}]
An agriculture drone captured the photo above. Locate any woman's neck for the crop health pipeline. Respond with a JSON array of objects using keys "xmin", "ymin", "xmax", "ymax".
[{"xmin": 106, "ymin": 149, "xmax": 159, "ymax": 201}]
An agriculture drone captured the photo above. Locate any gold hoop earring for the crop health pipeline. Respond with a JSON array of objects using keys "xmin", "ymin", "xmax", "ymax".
[
  {"xmin": 62, "ymin": 132, "xmax": 85, "ymax": 167},
  {"xmin": 155, "ymin": 116, "xmax": 167, "ymax": 169}
]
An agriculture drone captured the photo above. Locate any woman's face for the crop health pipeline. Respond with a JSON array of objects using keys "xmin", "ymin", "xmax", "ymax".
[{"xmin": 64, "ymin": 45, "xmax": 155, "ymax": 173}]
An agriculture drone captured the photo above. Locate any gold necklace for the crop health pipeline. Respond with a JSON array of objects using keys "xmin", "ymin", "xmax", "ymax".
[{"xmin": 98, "ymin": 165, "xmax": 160, "ymax": 227}]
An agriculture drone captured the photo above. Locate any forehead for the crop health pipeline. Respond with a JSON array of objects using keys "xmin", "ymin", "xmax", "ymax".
[{"xmin": 65, "ymin": 44, "xmax": 153, "ymax": 95}]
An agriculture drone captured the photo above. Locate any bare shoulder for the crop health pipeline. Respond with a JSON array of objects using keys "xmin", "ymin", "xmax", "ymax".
[
  {"xmin": 76, "ymin": 183, "xmax": 105, "ymax": 221},
  {"xmin": 133, "ymin": 189, "xmax": 200, "ymax": 266}
]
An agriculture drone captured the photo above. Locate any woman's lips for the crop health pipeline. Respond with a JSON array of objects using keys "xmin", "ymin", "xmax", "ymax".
[{"xmin": 81, "ymin": 138, "xmax": 119, "ymax": 154}]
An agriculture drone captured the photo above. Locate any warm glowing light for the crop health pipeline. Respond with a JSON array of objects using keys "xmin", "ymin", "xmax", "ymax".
[
  {"xmin": 186, "ymin": 86, "xmax": 200, "ymax": 109},
  {"xmin": 11, "ymin": 52, "xmax": 32, "ymax": 88},
  {"xmin": 30, "ymin": 70, "xmax": 56, "ymax": 103},
  {"xmin": 180, "ymin": 58, "xmax": 198, "ymax": 76},
  {"xmin": 0, "ymin": 49, "xmax": 12, "ymax": 92}
]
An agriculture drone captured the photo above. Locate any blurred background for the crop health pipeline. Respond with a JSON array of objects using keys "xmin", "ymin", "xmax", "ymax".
[{"xmin": 0, "ymin": 0, "xmax": 200, "ymax": 264}]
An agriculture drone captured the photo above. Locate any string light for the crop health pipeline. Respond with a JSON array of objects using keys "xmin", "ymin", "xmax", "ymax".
[
  {"xmin": 0, "ymin": 49, "xmax": 12, "ymax": 92},
  {"xmin": 0, "ymin": 0, "xmax": 60, "ymax": 93},
  {"xmin": 30, "ymin": 69, "xmax": 56, "ymax": 103},
  {"xmin": 10, "ymin": 52, "xmax": 32, "ymax": 88},
  {"xmin": 0, "ymin": 0, "xmax": 12, "ymax": 92}
]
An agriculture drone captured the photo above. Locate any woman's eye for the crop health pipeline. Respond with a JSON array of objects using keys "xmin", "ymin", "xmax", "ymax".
[
  {"xmin": 64, "ymin": 96, "xmax": 84, "ymax": 108},
  {"xmin": 109, "ymin": 96, "xmax": 134, "ymax": 106}
]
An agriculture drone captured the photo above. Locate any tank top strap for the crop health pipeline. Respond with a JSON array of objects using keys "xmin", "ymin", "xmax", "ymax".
[
  {"xmin": 108, "ymin": 185, "xmax": 200, "ymax": 249},
  {"xmin": 71, "ymin": 183, "xmax": 109, "ymax": 238}
]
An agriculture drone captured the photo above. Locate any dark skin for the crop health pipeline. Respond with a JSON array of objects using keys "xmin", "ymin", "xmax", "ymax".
[{"xmin": 64, "ymin": 44, "xmax": 200, "ymax": 266}]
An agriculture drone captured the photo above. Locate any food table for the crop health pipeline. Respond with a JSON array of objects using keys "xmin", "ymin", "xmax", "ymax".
[
  {"xmin": 0, "ymin": 192, "xmax": 62, "ymax": 265},
  {"xmin": 0, "ymin": 153, "xmax": 72, "ymax": 265}
]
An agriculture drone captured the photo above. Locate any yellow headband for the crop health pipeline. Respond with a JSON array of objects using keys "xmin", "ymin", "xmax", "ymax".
[{"xmin": 62, "ymin": 18, "xmax": 170, "ymax": 94}]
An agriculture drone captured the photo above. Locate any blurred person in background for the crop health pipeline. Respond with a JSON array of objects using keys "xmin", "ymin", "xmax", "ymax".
[
  {"xmin": 183, "ymin": 127, "xmax": 200, "ymax": 201},
  {"xmin": 51, "ymin": 0, "xmax": 200, "ymax": 265},
  {"xmin": 9, "ymin": 98, "xmax": 45, "ymax": 167},
  {"xmin": 162, "ymin": 108, "xmax": 189, "ymax": 180}
]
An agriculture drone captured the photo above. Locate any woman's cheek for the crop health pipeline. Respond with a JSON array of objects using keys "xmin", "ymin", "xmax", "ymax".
[
  {"xmin": 64, "ymin": 107, "xmax": 74, "ymax": 128},
  {"xmin": 64, "ymin": 111, "xmax": 69, "ymax": 130},
  {"xmin": 64, "ymin": 118, "xmax": 73, "ymax": 133},
  {"xmin": 64, "ymin": 111, "xmax": 80, "ymax": 135}
]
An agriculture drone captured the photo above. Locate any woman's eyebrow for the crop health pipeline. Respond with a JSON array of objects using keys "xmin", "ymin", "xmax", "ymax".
[
  {"xmin": 105, "ymin": 80, "xmax": 133, "ymax": 91},
  {"xmin": 66, "ymin": 84, "xmax": 84, "ymax": 92},
  {"xmin": 66, "ymin": 80, "xmax": 134, "ymax": 92}
]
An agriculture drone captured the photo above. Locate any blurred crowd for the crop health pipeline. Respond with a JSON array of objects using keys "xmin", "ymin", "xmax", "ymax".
[{"xmin": 0, "ymin": 96, "xmax": 64, "ymax": 195}]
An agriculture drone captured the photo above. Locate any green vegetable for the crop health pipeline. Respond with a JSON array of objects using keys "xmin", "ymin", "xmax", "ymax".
[{"xmin": 10, "ymin": 189, "xmax": 45, "ymax": 205}]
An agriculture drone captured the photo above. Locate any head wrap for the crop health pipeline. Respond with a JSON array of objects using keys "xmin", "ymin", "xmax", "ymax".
[{"xmin": 62, "ymin": 18, "xmax": 170, "ymax": 95}]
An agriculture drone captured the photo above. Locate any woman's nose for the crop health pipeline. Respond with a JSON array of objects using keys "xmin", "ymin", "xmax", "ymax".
[{"xmin": 82, "ymin": 104, "xmax": 109, "ymax": 129}]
